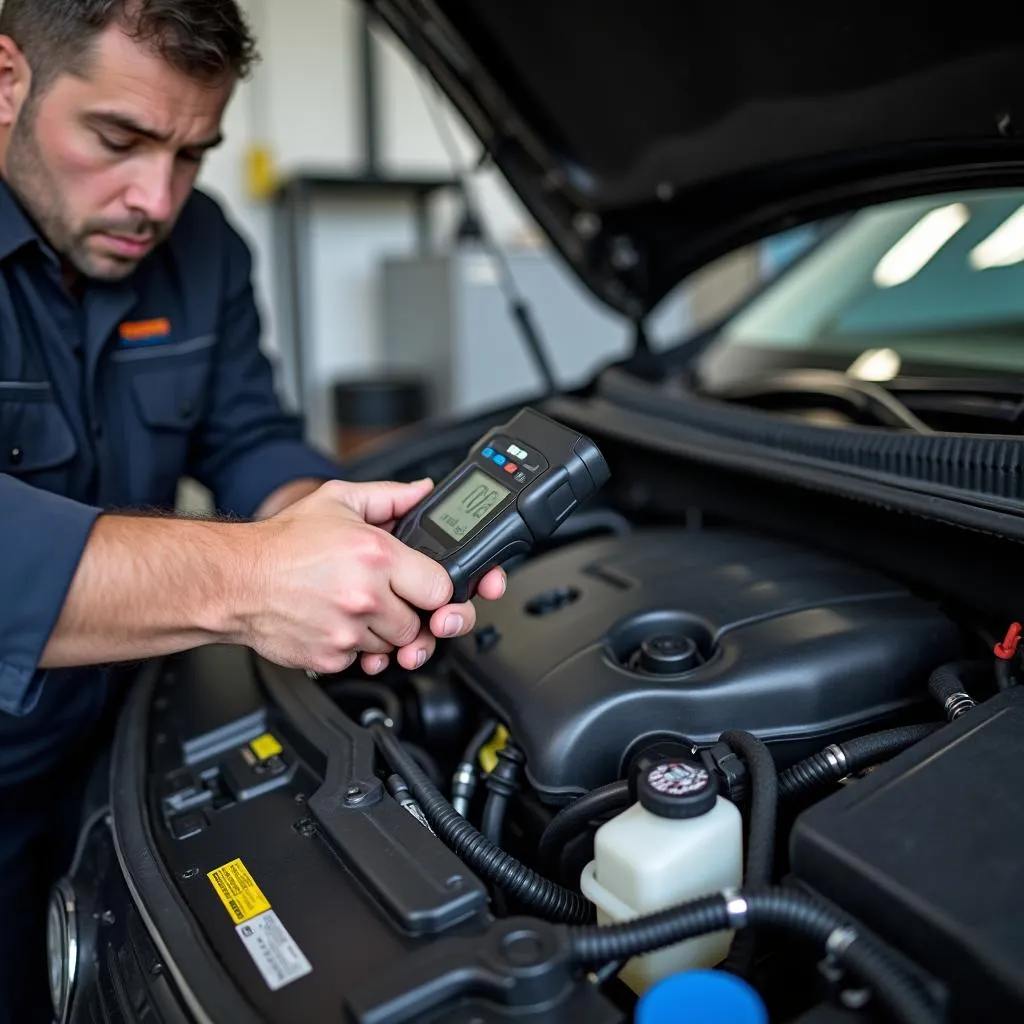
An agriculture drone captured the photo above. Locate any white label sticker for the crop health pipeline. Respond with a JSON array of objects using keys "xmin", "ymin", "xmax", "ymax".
[{"xmin": 234, "ymin": 909, "xmax": 313, "ymax": 991}]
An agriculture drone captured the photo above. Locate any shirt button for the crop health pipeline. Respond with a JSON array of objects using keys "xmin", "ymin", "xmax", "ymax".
[
  {"xmin": 9, "ymin": 447, "xmax": 22, "ymax": 466},
  {"xmin": 179, "ymin": 399, "xmax": 193, "ymax": 418}
]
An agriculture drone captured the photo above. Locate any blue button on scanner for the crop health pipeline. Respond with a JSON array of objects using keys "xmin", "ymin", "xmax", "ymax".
[
  {"xmin": 493, "ymin": 454, "xmax": 507, "ymax": 466},
  {"xmin": 482, "ymin": 447, "xmax": 495, "ymax": 458}
]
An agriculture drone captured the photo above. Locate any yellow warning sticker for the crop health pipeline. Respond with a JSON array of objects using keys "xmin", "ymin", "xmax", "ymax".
[
  {"xmin": 250, "ymin": 733, "xmax": 283, "ymax": 761},
  {"xmin": 207, "ymin": 859, "xmax": 272, "ymax": 924}
]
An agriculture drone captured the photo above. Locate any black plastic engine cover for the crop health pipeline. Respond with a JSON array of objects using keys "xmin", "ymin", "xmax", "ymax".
[{"xmin": 451, "ymin": 527, "xmax": 962, "ymax": 798}]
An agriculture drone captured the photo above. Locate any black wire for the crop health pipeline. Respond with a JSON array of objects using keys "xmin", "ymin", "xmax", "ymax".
[
  {"xmin": 536, "ymin": 781, "xmax": 631, "ymax": 879},
  {"xmin": 366, "ymin": 713, "xmax": 593, "ymax": 923},
  {"xmin": 566, "ymin": 887, "xmax": 938, "ymax": 1024}
]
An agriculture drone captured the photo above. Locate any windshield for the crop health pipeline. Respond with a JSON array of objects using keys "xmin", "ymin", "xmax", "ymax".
[{"xmin": 697, "ymin": 188, "xmax": 1024, "ymax": 387}]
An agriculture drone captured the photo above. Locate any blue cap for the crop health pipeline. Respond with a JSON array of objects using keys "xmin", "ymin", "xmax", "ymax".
[{"xmin": 635, "ymin": 970, "xmax": 768, "ymax": 1024}]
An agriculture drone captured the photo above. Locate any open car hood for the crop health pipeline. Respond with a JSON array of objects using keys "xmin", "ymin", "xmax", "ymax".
[{"xmin": 368, "ymin": 0, "xmax": 1024, "ymax": 319}]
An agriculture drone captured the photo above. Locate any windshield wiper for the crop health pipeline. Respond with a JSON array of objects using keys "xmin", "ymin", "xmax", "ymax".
[
  {"xmin": 712, "ymin": 368, "xmax": 933, "ymax": 433},
  {"xmin": 710, "ymin": 368, "xmax": 1024, "ymax": 434},
  {"xmin": 886, "ymin": 377, "xmax": 1024, "ymax": 430}
]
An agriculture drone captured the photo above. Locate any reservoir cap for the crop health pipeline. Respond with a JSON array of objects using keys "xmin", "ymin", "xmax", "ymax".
[
  {"xmin": 636, "ymin": 970, "xmax": 768, "ymax": 1024},
  {"xmin": 638, "ymin": 759, "xmax": 717, "ymax": 819}
]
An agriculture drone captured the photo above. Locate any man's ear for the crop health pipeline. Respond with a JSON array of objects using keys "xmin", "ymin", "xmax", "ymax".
[{"xmin": 0, "ymin": 35, "xmax": 31, "ymax": 129}]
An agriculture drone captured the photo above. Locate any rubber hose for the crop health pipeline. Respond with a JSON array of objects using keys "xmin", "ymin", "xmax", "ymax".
[
  {"xmin": 566, "ymin": 888, "xmax": 938, "ymax": 1024},
  {"xmin": 778, "ymin": 723, "xmax": 942, "ymax": 802},
  {"xmin": 843, "ymin": 722, "xmax": 942, "ymax": 765},
  {"xmin": 462, "ymin": 718, "xmax": 499, "ymax": 767},
  {"xmin": 367, "ymin": 715, "xmax": 593, "ymax": 924},
  {"xmin": 719, "ymin": 731, "xmax": 777, "ymax": 978},
  {"xmin": 481, "ymin": 791, "xmax": 510, "ymax": 844},
  {"xmin": 927, "ymin": 662, "xmax": 977, "ymax": 721},
  {"xmin": 719, "ymin": 731, "xmax": 777, "ymax": 888},
  {"xmin": 537, "ymin": 781, "xmax": 631, "ymax": 878},
  {"xmin": 329, "ymin": 681, "xmax": 403, "ymax": 732},
  {"xmin": 403, "ymin": 741, "xmax": 445, "ymax": 790},
  {"xmin": 996, "ymin": 658, "xmax": 1017, "ymax": 692}
]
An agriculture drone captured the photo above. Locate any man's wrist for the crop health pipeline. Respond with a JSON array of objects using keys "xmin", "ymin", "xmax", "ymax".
[{"xmin": 206, "ymin": 520, "xmax": 269, "ymax": 647}]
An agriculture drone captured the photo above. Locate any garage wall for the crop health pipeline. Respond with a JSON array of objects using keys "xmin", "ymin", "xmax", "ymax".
[{"xmin": 196, "ymin": 0, "xmax": 536, "ymax": 397}]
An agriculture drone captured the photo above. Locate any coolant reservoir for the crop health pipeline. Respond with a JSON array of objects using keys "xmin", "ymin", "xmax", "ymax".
[{"xmin": 579, "ymin": 759, "xmax": 743, "ymax": 995}]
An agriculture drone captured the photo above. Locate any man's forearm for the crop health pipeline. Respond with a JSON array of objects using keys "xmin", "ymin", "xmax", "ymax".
[{"xmin": 39, "ymin": 513, "xmax": 259, "ymax": 670}]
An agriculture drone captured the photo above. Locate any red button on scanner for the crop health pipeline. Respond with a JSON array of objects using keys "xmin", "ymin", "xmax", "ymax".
[{"xmin": 504, "ymin": 462, "xmax": 518, "ymax": 473}]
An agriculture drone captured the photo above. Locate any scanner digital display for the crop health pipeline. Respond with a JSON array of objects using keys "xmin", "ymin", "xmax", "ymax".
[{"xmin": 426, "ymin": 469, "xmax": 511, "ymax": 542}]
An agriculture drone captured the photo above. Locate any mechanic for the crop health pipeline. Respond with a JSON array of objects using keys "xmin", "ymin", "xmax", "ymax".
[{"xmin": 0, "ymin": 2, "xmax": 507, "ymax": 1021}]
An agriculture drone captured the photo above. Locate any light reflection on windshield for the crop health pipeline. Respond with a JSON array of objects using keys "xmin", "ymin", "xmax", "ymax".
[{"xmin": 710, "ymin": 189, "xmax": 1024, "ymax": 375}]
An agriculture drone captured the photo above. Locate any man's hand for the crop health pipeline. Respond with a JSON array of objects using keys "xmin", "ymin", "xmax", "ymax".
[
  {"xmin": 254, "ymin": 477, "xmax": 325, "ymax": 520},
  {"xmin": 244, "ymin": 478, "xmax": 506, "ymax": 676},
  {"xmin": 39, "ymin": 477, "xmax": 505, "ymax": 678}
]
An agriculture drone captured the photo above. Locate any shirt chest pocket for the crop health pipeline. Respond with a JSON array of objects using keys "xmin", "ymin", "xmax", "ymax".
[
  {"xmin": 130, "ymin": 361, "xmax": 208, "ymax": 431},
  {"xmin": 119, "ymin": 353, "xmax": 211, "ymax": 507},
  {"xmin": 0, "ymin": 383, "xmax": 78, "ymax": 492}
]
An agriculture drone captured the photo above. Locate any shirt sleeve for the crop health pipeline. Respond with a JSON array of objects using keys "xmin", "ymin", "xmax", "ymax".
[
  {"xmin": 0, "ymin": 475, "xmax": 101, "ymax": 716},
  {"xmin": 187, "ymin": 219, "xmax": 342, "ymax": 517}
]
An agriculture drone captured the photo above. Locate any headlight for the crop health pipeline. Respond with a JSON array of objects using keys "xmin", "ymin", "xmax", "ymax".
[{"xmin": 46, "ymin": 878, "xmax": 78, "ymax": 1023}]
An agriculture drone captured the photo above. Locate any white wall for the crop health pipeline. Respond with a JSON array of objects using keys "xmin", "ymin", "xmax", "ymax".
[{"xmin": 197, "ymin": 0, "xmax": 538, "ymax": 416}]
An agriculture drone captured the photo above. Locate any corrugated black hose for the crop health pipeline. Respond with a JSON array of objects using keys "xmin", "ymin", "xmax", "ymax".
[
  {"xmin": 778, "ymin": 723, "xmax": 943, "ymax": 803},
  {"xmin": 365, "ymin": 711, "xmax": 594, "ymax": 924},
  {"xmin": 536, "ymin": 781, "xmax": 631, "ymax": 879},
  {"xmin": 565, "ymin": 887, "xmax": 939, "ymax": 1024}
]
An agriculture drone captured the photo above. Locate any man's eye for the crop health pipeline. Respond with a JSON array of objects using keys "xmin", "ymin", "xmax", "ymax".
[
  {"xmin": 178, "ymin": 150, "xmax": 204, "ymax": 165},
  {"xmin": 99, "ymin": 135, "xmax": 133, "ymax": 154}
]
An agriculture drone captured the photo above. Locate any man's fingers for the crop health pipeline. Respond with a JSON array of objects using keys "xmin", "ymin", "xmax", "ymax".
[
  {"xmin": 389, "ymin": 544, "xmax": 454, "ymax": 612},
  {"xmin": 427, "ymin": 600, "xmax": 478, "ymax": 640},
  {"xmin": 395, "ymin": 628, "xmax": 436, "ymax": 671},
  {"xmin": 361, "ymin": 652, "xmax": 390, "ymax": 675},
  {"xmin": 367, "ymin": 592, "xmax": 424, "ymax": 650},
  {"xmin": 475, "ymin": 566, "xmax": 508, "ymax": 601}
]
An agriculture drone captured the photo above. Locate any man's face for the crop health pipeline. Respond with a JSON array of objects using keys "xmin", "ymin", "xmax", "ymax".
[{"xmin": 1, "ymin": 24, "xmax": 232, "ymax": 281}]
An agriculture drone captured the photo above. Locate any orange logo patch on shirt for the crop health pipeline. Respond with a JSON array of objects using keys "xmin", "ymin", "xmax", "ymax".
[{"xmin": 118, "ymin": 318, "xmax": 171, "ymax": 345}]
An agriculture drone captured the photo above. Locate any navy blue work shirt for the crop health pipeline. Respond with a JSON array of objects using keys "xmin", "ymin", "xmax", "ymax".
[{"xmin": 0, "ymin": 180, "xmax": 340, "ymax": 784}]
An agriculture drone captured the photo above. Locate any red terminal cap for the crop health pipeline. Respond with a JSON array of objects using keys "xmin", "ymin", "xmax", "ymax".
[{"xmin": 994, "ymin": 622, "xmax": 1022, "ymax": 660}]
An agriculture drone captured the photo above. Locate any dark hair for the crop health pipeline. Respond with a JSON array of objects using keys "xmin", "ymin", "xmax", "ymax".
[{"xmin": 0, "ymin": 0, "xmax": 259, "ymax": 93}]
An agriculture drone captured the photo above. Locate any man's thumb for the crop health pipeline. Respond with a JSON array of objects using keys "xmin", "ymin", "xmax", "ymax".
[{"xmin": 338, "ymin": 478, "xmax": 434, "ymax": 524}]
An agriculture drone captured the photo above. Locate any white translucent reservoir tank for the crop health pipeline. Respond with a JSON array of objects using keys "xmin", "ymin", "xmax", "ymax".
[{"xmin": 580, "ymin": 758, "xmax": 744, "ymax": 995}]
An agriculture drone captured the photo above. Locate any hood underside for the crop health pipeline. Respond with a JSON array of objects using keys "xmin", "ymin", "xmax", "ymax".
[{"xmin": 369, "ymin": 0, "xmax": 1024, "ymax": 318}]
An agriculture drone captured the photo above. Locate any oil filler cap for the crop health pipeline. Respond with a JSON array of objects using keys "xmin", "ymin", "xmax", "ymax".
[{"xmin": 638, "ymin": 759, "xmax": 716, "ymax": 819}]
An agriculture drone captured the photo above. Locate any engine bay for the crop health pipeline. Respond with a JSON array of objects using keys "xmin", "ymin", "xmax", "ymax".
[
  {"xmin": 101, "ymin": 485, "xmax": 1024, "ymax": 1024},
  {"xmin": 450, "ymin": 526, "xmax": 963, "ymax": 799}
]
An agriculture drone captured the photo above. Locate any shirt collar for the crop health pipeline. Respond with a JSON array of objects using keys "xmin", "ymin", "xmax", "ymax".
[{"xmin": 0, "ymin": 177, "xmax": 55, "ymax": 264}]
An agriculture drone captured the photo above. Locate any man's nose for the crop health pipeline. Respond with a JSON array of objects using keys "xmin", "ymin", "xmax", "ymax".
[{"xmin": 124, "ymin": 157, "xmax": 174, "ymax": 225}]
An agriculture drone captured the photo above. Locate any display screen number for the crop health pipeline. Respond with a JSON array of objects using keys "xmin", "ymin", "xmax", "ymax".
[{"xmin": 427, "ymin": 469, "xmax": 511, "ymax": 542}]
